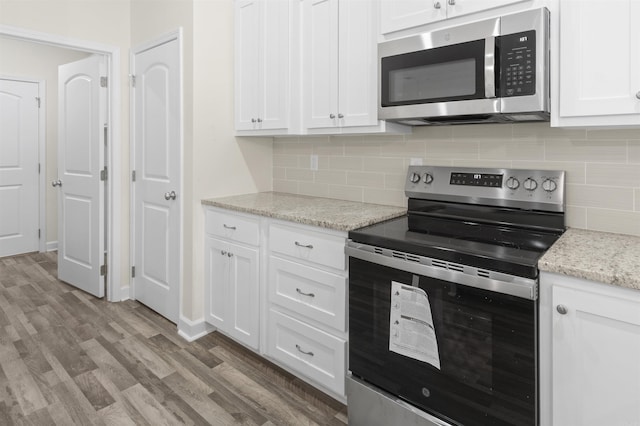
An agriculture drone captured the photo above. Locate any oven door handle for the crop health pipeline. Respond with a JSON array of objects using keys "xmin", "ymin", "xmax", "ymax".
[{"xmin": 346, "ymin": 243, "xmax": 537, "ymax": 300}]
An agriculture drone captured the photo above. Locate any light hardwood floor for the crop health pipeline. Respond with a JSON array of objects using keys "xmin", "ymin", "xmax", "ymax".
[{"xmin": 0, "ymin": 252, "xmax": 348, "ymax": 425}]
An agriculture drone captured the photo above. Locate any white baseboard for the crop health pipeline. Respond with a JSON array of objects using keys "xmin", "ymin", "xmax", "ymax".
[
  {"xmin": 46, "ymin": 241, "xmax": 58, "ymax": 252},
  {"xmin": 177, "ymin": 316, "xmax": 215, "ymax": 342}
]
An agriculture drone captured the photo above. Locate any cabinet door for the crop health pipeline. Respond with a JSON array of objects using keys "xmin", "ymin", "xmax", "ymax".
[
  {"xmin": 379, "ymin": 0, "xmax": 445, "ymax": 35},
  {"xmin": 338, "ymin": 0, "xmax": 377, "ymax": 127},
  {"xmin": 204, "ymin": 236, "xmax": 229, "ymax": 329},
  {"xmin": 448, "ymin": 0, "xmax": 530, "ymax": 18},
  {"xmin": 559, "ymin": 0, "xmax": 640, "ymax": 119},
  {"xmin": 302, "ymin": 0, "xmax": 340, "ymax": 129},
  {"xmin": 260, "ymin": 0, "xmax": 290, "ymax": 130},
  {"xmin": 552, "ymin": 285, "xmax": 640, "ymax": 426},
  {"xmin": 235, "ymin": 0, "xmax": 262, "ymax": 130},
  {"xmin": 227, "ymin": 241, "xmax": 260, "ymax": 350}
]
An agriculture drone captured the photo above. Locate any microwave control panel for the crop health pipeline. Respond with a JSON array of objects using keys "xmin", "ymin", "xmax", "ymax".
[{"xmin": 498, "ymin": 30, "xmax": 536, "ymax": 97}]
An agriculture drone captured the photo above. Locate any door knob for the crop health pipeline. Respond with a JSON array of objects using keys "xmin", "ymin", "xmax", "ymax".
[
  {"xmin": 434, "ymin": 1, "xmax": 441, "ymax": 9},
  {"xmin": 51, "ymin": 180, "xmax": 62, "ymax": 187},
  {"xmin": 164, "ymin": 190, "xmax": 177, "ymax": 200},
  {"xmin": 556, "ymin": 305, "xmax": 568, "ymax": 315},
  {"xmin": 636, "ymin": 91, "xmax": 640, "ymax": 99}
]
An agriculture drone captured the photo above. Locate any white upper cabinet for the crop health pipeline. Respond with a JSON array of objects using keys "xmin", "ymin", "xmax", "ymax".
[
  {"xmin": 554, "ymin": 0, "xmax": 640, "ymax": 127},
  {"xmin": 235, "ymin": 0, "xmax": 290, "ymax": 133},
  {"xmin": 379, "ymin": 0, "xmax": 531, "ymax": 35},
  {"xmin": 301, "ymin": 0, "xmax": 409, "ymax": 134}
]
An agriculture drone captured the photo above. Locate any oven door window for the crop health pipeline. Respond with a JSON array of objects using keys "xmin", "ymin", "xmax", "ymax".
[
  {"xmin": 349, "ymin": 257, "xmax": 536, "ymax": 426},
  {"xmin": 381, "ymin": 39, "xmax": 487, "ymax": 107}
]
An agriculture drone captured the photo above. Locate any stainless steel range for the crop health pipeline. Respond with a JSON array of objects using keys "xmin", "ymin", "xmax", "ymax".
[{"xmin": 346, "ymin": 165, "xmax": 565, "ymax": 426}]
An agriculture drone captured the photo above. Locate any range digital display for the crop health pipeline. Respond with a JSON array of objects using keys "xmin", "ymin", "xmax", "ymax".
[{"xmin": 450, "ymin": 172, "xmax": 503, "ymax": 187}]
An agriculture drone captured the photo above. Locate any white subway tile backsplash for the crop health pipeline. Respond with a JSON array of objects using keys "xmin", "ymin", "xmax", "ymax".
[
  {"xmin": 273, "ymin": 123, "xmax": 640, "ymax": 236},
  {"xmin": 545, "ymin": 139, "xmax": 627, "ymax": 162},
  {"xmin": 586, "ymin": 163, "xmax": 640, "ymax": 187},
  {"xmin": 587, "ymin": 209, "xmax": 640, "ymax": 237},
  {"xmin": 347, "ymin": 171, "xmax": 385, "ymax": 188}
]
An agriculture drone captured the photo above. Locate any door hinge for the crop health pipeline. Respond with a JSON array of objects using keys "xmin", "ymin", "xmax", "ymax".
[
  {"xmin": 100, "ymin": 167, "xmax": 108, "ymax": 181},
  {"xmin": 103, "ymin": 124, "xmax": 108, "ymax": 146},
  {"xmin": 131, "ymin": 266, "xmax": 136, "ymax": 278},
  {"xmin": 100, "ymin": 264, "xmax": 107, "ymax": 276},
  {"xmin": 38, "ymin": 163, "xmax": 41, "ymax": 174},
  {"xmin": 100, "ymin": 76, "xmax": 108, "ymax": 88},
  {"xmin": 38, "ymin": 229, "xmax": 41, "ymax": 239},
  {"xmin": 130, "ymin": 74, "xmax": 136, "ymax": 88},
  {"xmin": 35, "ymin": 97, "xmax": 41, "ymax": 108},
  {"xmin": 132, "ymin": 170, "xmax": 136, "ymax": 182}
]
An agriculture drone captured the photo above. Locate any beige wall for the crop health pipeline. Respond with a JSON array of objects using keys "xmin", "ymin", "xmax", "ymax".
[
  {"xmin": 274, "ymin": 123, "xmax": 640, "ymax": 237},
  {"xmin": 0, "ymin": 38, "xmax": 90, "ymax": 244}
]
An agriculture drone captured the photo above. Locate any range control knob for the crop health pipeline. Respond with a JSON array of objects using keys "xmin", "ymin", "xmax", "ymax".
[
  {"xmin": 423, "ymin": 173, "xmax": 434, "ymax": 184},
  {"xmin": 506, "ymin": 177, "xmax": 520, "ymax": 190},
  {"xmin": 523, "ymin": 178, "xmax": 538, "ymax": 191},
  {"xmin": 542, "ymin": 179, "xmax": 558, "ymax": 193},
  {"xmin": 410, "ymin": 172, "xmax": 421, "ymax": 183}
]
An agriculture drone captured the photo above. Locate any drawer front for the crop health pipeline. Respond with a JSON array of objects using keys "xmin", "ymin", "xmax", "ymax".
[
  {"xmin": 267, "ymin": 309, "xmax": 346, "ymax": 397},
  {"xmin": 269, "ymin": 256, "xmax": 346, "ymax": 333},
  {"xmin": 269, "ymin": 224, "xmax": 345, "ymax": 270},
  {"xmin": 205, "ymin": 209, "xmax": 259, "ymax": 246}
]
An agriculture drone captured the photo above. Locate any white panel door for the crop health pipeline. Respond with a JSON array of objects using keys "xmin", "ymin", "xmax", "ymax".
[
  {"xmin": 235, "ymin": 0, "xmax": 261, "ymax": 130},
  {"xmin": 302, "ymin": 0, "xmax": 340, "ymax": 129},
  {"xmin": 57, "ymin": 55, "xmax": 105, "ymax": 297},
  {"xmin": 0, "ymin": 79, "xmax": 39, "ymax": 258},
  {"xmin": 132, "ymin": 37, "xmax": 181, "ymax": 324},
  {"xmin": 227, "ymin": 241, "xmax": 259, "ymax": 350}
]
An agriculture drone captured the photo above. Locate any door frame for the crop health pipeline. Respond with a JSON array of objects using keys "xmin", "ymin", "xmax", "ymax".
[
  {"xmin": 0, "ymin": 76, "xmax": 46, "ymax": 253},
  {"xmin": 0, "ymin": 24, "xmax": 122, "ymax": 302},
  {"xmin": 129, "ymin": 28, "xmax": 184, "ymax": 316}
]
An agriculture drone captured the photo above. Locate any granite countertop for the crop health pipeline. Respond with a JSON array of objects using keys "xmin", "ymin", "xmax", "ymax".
[
  {"xmin": 539, "ymin": 228, "xmax": 640, "ymax": 290},
  {"xmin": 202, "ymin": 192, "xmax": 406, "ymax": 232}
]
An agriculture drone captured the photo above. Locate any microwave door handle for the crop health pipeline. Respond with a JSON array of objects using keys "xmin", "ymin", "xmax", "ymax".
[{"xmin": 485, "ymin": 36, "xmax": 496, "ymax": 98}]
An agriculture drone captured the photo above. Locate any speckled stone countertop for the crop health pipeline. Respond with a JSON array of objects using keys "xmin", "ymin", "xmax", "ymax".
[
  {"xmin": 202, "ymin": 192, "xmax": 406, "ymax": 232},
  {"xmin": 539, "ymin": 228, "xmax": 640, "ymax": 290}
]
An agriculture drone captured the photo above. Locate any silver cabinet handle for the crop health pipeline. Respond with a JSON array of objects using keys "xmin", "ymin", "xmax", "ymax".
[
  {"xmin": 294, "ymin": 241, "xmax": 313, "ymax": 249},
  {"xmin": 221, "ymin": 250, "xmax": 227, "ymax": 256},
  {"xmin": 337, "ymin": 113, "xmax": 344, "ymax": 119},
  {"xmin": 296, "ymin": 288, "xmax": 315, "ymax": 298},
  {"xmin": 556, "ymin": 305, "xmax": 568, "ymax": 315},
  {"xmin": 295, "ymin": 344, "xmax": 314, "ymax": 357},
  {"xmin": 256, "ymin": 118, "xmax": 262, "ymax": 123},
  {"xmin": 329, "ymin": 113, "xmax": 335, "ymax": 119},
  {"xmin": 51, "ymin": 180, "xmax": 62, "ymax": 187},
  {"xmin": 434, "ymin": 1, "xmax": 441, "ymax": 9},
  {"xmin": 448, "ymin": 0, "xmax": 455, "ymax": 5},
  {"xmin": 227, "ymin": 252, "xmax": 233, "ymax": 258},
  {"xmin": 636, "ymin": 91, "xmax": 640, "ymax": 99},
  {"xmin": 164, "ymin": 190, "xmax": 177, "ymax": 200},
  {"xmin": 223, "ymin": 224, "xmax": 236, "ymax": 230},
  {"xmin": 251, "ymin": 118, "xmax": 256, "ymax": 123}
]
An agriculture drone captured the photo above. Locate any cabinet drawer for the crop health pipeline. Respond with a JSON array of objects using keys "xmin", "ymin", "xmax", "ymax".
[
  {"xmin": 269, "ymin": 224, "xmax": 345, "ymax": 270},
  {"xmin": 269, "ymin": 257, "xmax": 346, "ymax": 332},
  {"xmin": 205, "ymin": 209, "xmax": 260, "ymax": 246},
  {"xmin": 267, "ymin": 309, "xmax": 346, "ymax": 397}
]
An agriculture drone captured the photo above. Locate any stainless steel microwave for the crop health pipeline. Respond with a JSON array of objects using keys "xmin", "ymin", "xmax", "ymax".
[{"xmin": 378, "ymin": 8, "xmax": 550, "ymax": 125}]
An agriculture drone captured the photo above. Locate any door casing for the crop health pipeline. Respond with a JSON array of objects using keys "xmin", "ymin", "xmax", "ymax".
[{"xmin": 0, "ymin": 24, "xmax": 122, "ymax": 301}]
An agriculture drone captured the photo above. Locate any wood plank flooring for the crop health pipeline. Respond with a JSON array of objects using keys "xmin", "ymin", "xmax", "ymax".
[{"xmin": 0, "ymin": 252, "xmax": 348, "ymax": 425}]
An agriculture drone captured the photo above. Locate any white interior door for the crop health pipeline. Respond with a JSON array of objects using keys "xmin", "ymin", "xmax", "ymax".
[
  {"xmin": 132, "ymin": 35, "xmax": 182, "ymax": 323},
  {"xmin": 57, "ymin": 55, "xmax": 106, "ymax": 297},
  {"xmin": 0, "ymin": 79, "xmax": 40, "ymax": 258}
]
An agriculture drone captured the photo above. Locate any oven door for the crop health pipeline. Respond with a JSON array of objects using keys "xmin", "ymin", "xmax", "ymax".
[{"xmin": 347, "ymin": 246, "xmax": 537, "ymax": 426}]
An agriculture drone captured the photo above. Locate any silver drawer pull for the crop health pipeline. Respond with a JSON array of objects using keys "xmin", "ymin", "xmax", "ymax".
[
  {"xmin": 294, "ymin": 241, "xmax": 313, "ymax": 249},
  {"xmin": 221, "ymin": 250, "xmax": 227, "ymax": 256},
  {"xmin": 223, "ymin": 224, "xmax": 237, "ymax": 230},
  {"xmin": 296, "ymin": 288, "xmax": 315, "ymax": 298},
  {"xmin": 295, "ymin": 344, "xmax": 314, "ymax": 357}
]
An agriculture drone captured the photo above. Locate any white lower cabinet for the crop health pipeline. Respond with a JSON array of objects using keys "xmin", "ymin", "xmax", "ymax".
[
  {"xmin": 204, "ymin": 209, "xmax": 260, "ymax": 351},
  {"xmin": 540, "ymin": 271, "xmax": 640, "ymax": 426},
  {"xmin": 204, "ymin": 207, "xmax": 348, "ymax": 400}
]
